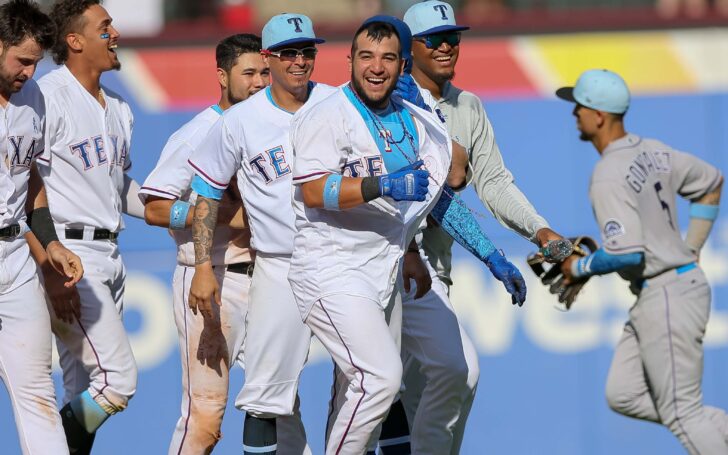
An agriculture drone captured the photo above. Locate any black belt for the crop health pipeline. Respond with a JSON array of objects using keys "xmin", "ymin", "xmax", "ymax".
[
  {"xmin": 65, "ymin": 228, "xmax": 119, "ymax": 241},
  {"xmin": 0, "ymin": 224, "xmax": 20, "ymax": 239},
  {"xmin": 226, "ymin": 262, "xmax": 254, "ymax": 276}
]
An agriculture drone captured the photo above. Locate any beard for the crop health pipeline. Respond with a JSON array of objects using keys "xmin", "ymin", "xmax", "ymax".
[
  {"xmin": 350, "ymin": 70, "xmax": 399, "ymax": 109},
  {"xmin": 0, "ymin": 62, "xmax": 24, "ymax": 97},
  {"xmin": 579, "ymin": 131, "xmax": 593, "ymax": 142}
]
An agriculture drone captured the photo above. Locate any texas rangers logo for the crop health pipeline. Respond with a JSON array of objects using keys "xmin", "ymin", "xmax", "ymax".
[
  {"xmin": 249, "ymin": 145, "xmax": 291, "ymax": 184},
  {"xmin": 433, "ymin": 4, "xmax": 449, "ymax": 19},
  {"xmin": 379, "ymin": 129, "xmax": 393, "ymax": 152},
  {"xmin": 287, "ymin": 17, "xmax": 303, "ymax": 32}
]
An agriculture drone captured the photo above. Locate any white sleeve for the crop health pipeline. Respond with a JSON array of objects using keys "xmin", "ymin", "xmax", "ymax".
[
  {"xmin": 291, "ymin": 108, "xmax": 347, "ymax": 184},
  {"xmin": 140, "ymin": 137, "xmax": 196, "ymax": 202},
  {"xmin": 122, "ymin": 175, "xmax": 145, "ymax": 219},
  {"xmin": 123, "ymin": 105, "xmax": 134, "ymax": 171},
  {"xmin": 188, "ymin": 115, "xmax": 241, "ymax": 190},
  {"xmin": 37, "ymin": 91, "xmax": 60, "ymax": 167},
  {"xmin": 591, "ymin": 179, "xmax": 645, "ymax": 254}
]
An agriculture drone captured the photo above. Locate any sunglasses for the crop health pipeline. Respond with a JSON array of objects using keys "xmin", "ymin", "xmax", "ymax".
[
  {"xmin": 416, "ymin": 32, "xmax": 461, "ymax": 49},
  {"xmin": 264, "ymin": 47, "xmax": 318, "ymax": 60}
]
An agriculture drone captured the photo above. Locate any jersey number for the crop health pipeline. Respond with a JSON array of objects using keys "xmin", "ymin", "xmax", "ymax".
[{"xmin": 654, "ymin": 182, "xmax": 675, "ymax": 230}]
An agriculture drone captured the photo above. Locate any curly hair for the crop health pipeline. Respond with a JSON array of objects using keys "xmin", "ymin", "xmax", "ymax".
[
  {"xmin": 49, "ymin": 0, "xmax": 101, "ymax": 64},
  {"xmin": 216, "ymin": 34, "xmax": 262, "ymax": 73},
  {"xmin": 0, "ymin": 0, "xmax": 55, "ymax": 51}
]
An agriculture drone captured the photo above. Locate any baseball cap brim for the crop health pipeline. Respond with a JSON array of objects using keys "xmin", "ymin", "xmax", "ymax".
[
  {"xmin": 555, "ymin": 87, "xmax": 576, "ymax": 102},
  {"xmin": 412, "ymin": 24, "xmax": 470, "ymax": 37},
  {"xmin": 267, "ymin": 37, "xmax": 325, "ymax": 50}
]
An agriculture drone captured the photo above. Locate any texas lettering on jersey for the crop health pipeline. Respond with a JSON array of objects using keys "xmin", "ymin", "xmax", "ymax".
[
  {"xmin": 342, "ymin": 156, "xmax": 384, "ymax": 177},
  {"xmin": 248, "ymin": 145, "xmax": 291, "ymax": 184},
  {"xmin": 70, "ymin": 134, "xmax": 128, "ymax": 171},
  {"xmin": 7, "ymin": 135, "xmax": 41, "ymax": 169}
]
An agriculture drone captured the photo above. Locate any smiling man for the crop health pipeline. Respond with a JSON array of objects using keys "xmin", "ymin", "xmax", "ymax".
[
  {"xmin": 187, "ymin": 13, "xmax": 333, "ymax": 455},
  {"xmin": 36, "ymin": 1, "xmax": 145, "ymax": 453},
  {"xmin": 286, "ymin": 18, "xmax": 454, "ymax": 454},
  {"xmin": 140, "ymin": 33, "xmax": 270, "ymax": 454}
]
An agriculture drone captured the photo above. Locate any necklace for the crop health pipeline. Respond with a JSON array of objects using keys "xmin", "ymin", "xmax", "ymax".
[{"xmin": 347, "ymin": 83, "xmax": 492, "ymax": 221}]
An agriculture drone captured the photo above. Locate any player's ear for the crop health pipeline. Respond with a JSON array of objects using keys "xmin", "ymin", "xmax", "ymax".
[
  {"xmin": 347, "ymin": 54, "xmax": 352, "ymax": 73},
  {"xmin": 66, "ymin": 33, "xmax": 84, "ymax": 53},
  {"xmin": 399, "ymin": 58, "xmax": 405, "ymax": 75},
  {"xmin": 217, "ymin": 68, "xmax": 228, "ymax": 90}
]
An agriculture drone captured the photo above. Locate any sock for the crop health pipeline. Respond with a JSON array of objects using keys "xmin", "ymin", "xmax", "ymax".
[
  {"xmin": 243, "ymin": 414, "xmax": 277, "ymax": 455},
  {"xmin": 379, "ymin": 399, "xmax": 411, "ymax": 455},
  {"xmin": 69, "ymin": 390, "xmax": 111, "ymax": 434},
  {"xmin": 60, "ymin": 402, "xmax": 97, "ymax": 455}
]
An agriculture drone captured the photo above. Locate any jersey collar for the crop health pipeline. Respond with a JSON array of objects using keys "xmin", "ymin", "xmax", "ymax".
[
  {"xmin": 265, "ymin": 81, "xmax": 316, "ymax": 115},
  {"xmin": 210, "ymin": 104, "xmax": 224, "ymax": 115},
  {"xmin": 602, "ymin": 133, "xmax": 641, "ymax": 158}
]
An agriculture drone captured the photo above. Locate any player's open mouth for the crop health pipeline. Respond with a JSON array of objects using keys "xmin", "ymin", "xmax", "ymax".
[
  {"xmin": 434, "ymin": 55, "xmax": 452, "ymax": 64},
  {"xmin": 108, "ymin": 43, "xmax": 118, "ymax": 54},
  {"xmin": 365, "ymin": 77, "xmax": 385, "ymax": 86}
]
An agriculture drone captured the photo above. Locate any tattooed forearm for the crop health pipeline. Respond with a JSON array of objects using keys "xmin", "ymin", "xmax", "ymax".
[{"xmin": 192, "ymin": 196, "xmax": 220, "ymax": 265}]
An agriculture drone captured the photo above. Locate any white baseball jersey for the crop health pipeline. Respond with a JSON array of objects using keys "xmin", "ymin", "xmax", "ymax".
[
  {"xmin": 589, "ymin": 133, "xmax": 722, "ymax": 281},
  {"xmin": 140, "ymin": 106, "xmax": 251, "ymax": 266},
  {"xmin": 288, "ymin": 88, "xmax": 452, "ymax": 316},
  {"xmin": 0, "ymin": 79, "xmax": 45, "ymax": 294},
  {"xmin": 189, "ymin": 83, "xmax": 336, "ymax": 255},
  {"xmin": 37, "ymin": 65, "xmax": 132, "ymax": 232}
]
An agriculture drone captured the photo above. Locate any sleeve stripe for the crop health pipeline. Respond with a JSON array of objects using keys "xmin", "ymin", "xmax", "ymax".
[
  {"xmin": 140, "ymin": 186, "xmax": 178, "ymax": 199},
  {"xmin": 36, "ymin": 156, "xmax": 50, "ymax": 163},
  {"xmin": 293, "ymin": 171, "xmax": 329, "ymax": 182},
  {"xmin": 187, "ymin": 159, "xmax": 227, "ymax": 189}
]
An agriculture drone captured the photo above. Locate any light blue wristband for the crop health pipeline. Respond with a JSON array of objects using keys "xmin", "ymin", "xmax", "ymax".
[
  {"xmin": 323, "ymin": 174, "xmax": 342, "ymax": 210},
  {"xmin": 689, "ymin": 203, "xmax": 719, "ymax": 221},
  {"xmin": 169, "ymin": 200, "xmax": 191, "ymax": 230}
]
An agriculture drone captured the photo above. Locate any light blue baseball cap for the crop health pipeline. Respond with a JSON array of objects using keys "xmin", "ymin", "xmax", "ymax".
[
  {"xmin": 403, "ymin": 0, "xmax": 470, "ymax": 37},
  {"xmin": 556, "ymin": 69, "xmax": 630, "ymax": 114},
  {"xmin": 262, "ymin": 13, "xmax": 325, "ymax": 50}
]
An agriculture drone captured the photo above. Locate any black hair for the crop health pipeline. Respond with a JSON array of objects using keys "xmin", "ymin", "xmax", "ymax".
[
  {"xmin": 350, "ymin": 21, "xmax": 401, "ymax": 57},
  {"xmin": 0, "ymin": 0, "xmax": 55, "ymax": 50},
  {"xmin": 216, "ymin": 33, "xmax": 262, "ymax": 72},
  {"xmin": 49, "ymin": 0, "xmax": 101, "ymax": 64}
]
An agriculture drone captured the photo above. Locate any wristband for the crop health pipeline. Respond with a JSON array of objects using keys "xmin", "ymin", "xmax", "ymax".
[
  {"xmin": 361, "ymin": 176, "xmax": 381, "ymax": 202},
  {"xmin": 689, "ymin": 203, "xmax": 719, "ymax": 221},
  {"xmin": 169, "ymin": 200, "xmax": 191, "ymax": 230},
  {"xmin": 27, "ymin": 207, "xmax": 59, "ymax": 249},
  {"xmin": 323, "ymin": 174, "xmax": 342, "ymax": 210}
]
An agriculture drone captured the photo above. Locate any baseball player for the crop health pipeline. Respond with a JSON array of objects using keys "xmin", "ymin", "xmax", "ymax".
[
  {"xmin": 36, "ymin": 1, "xmax": 145, "ymax": 453},
  {"xmin": 557, "ymin": 69, "xmax": 726, "ymax": 455},
  {"xmin": 0, "ymin": 1, "xmax": 84, "ymax": 453},
  {"xmin": 187, "ymin": 14, "xmax": 332, "ymax": 455},
  {"xmin": 140, "ymin": 34, "xmax": 270, "ymax": 454},
  {"xmin": 373, "ymin": 3, "xmax": 566, "ymax": 453},
  {"xmin": 288, "ymin": 17, "xmax": 525, "ymax": 453}
]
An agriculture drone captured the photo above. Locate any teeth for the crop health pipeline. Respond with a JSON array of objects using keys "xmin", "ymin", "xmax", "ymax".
[
  {"xmin": 109, "ymin": 44, "xmax": 118, "ymax": 49},
  {"xmin": 435, "ymin": 56, "xmax": 450, "ymax": 62},
  {"xmin": 366, "ymin": 78, "xmax": 384, "ymax": 83}
]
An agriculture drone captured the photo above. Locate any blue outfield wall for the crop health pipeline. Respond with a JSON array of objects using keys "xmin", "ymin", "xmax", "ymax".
[{"xmin": 1, "ymin": 68, "xmax": 727, "ymax": 454}]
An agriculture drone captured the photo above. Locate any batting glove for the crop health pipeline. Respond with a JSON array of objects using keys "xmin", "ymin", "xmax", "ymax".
[
  {"xmin": 379, "ymin": 160, "xmax": 430, "ymax": 202},
  {"xmin": 394, "ymin": 73, "xmax": 431, "ymax": 112},
  {"xmin": 485, "ymin": 250, "xmax": 527, "ymax": 306}
]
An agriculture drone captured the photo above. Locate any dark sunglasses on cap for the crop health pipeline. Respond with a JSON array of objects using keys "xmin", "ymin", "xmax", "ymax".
[
  {"xmin": 416, "ymin": 32, "xmax": 461, "ymax": 50},
  {"xmin": 263, "ymin": 47, "xmax": 318, "ymax": 60}
]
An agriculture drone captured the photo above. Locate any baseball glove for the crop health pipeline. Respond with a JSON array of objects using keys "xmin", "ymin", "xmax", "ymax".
[{"xmin": 527, "ymin": 236, "xmax": 599, "ymax": 310}]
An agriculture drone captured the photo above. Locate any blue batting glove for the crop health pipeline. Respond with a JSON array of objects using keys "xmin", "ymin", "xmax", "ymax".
[
  {"xmin": 485, "ymin": 250, "xmax": 527, "ymax": 306},
  {"xmin": 379, "ymin": 160, "xmax": 430, "ymax": 202},
  {"xmin": 394, "ymin": 73, "xmax": 431, "ymax": 112}
]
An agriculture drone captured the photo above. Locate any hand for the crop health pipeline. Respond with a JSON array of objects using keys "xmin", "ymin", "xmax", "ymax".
[
  {"xmin": 189, "ymin": 263, "xmax": 221, "ymax": 318},
  {"xmin": 197, "ymin": 317, "xmax": 229, "ymax": 377},
  {"xmin": 485, "ymin": 250, "xmax": 527, "ymax": 306},
  {"xmin": 394, "ymin": 73, "xmax": 430, "ymax": 112},
  {"xmin": 535, "ymin": 228, "xmax": 572, "ymax": 263},
  {"xmin": 40, "ymin": 262, "xmax": 80, "ymax": 324},
  {"xmin": 402, "ymin": 250, "xmax": 431, "ymax": 299},
  {"xmin": 379, "ymin": 160, "xmax": 429, "ymax": 202},
  {"xmin": 45, "ymin": 240, "xmax": 83, "ymax": 287}
]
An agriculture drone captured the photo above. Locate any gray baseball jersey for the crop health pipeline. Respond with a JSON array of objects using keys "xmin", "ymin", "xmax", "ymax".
[
  {"xmin": 421, "ymin": 82, "xmax": 548, "ymax": 285},
  {"xmin": 588, "ymin": 133, "xmax": 722, "ymax": 282}
]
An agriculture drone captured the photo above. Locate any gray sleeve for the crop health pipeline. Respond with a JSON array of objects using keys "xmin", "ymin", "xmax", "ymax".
[
  {"xmin": 468, "ymin": 104, "xmax": 549, "ymax": 242},
  {"xmin": 670, "ymin": 149, "xmax": 722, "ymax": 200},
  {"xmin": 590, "ymin": 179, "xmax": 645, "ymax": 254}
]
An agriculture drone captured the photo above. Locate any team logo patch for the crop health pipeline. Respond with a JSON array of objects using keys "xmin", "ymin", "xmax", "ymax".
[
  {"xmin": 435, "ymin": 108, "xmax": 446, "ymax": 124},
  {"xmin": 603, "ymin": 219, "xmax": 625, "ymax": 239}
]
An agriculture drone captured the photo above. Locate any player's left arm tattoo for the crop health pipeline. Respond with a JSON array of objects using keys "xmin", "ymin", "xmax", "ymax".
[{"xmin": 192, "ymin": 196, "xmax": 219, "ymax": 265}]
